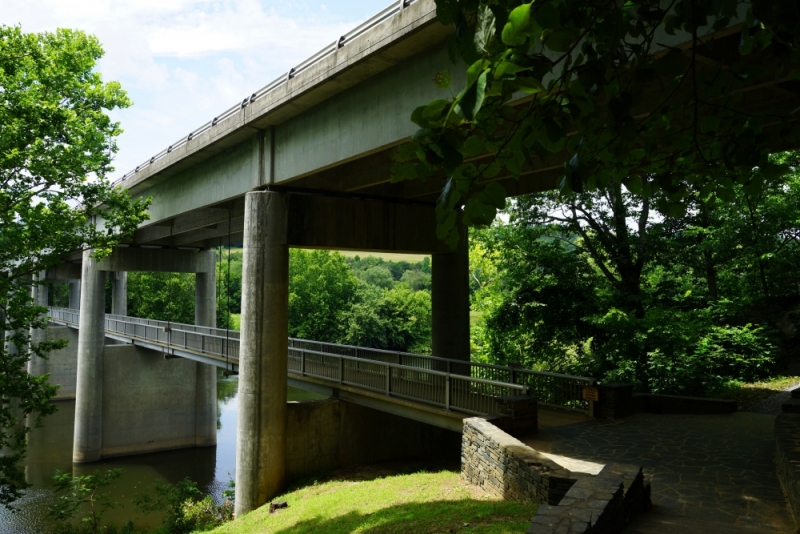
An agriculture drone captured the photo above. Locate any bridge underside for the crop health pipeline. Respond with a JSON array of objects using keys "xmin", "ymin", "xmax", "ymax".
[{"xmin": 41, "ymin": 0, "xmax": 800, "ymax": 519}]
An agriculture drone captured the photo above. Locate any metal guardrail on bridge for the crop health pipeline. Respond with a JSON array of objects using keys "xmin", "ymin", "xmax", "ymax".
[{"xmin": 47, "ymin": 307, "xmax": 595, "ymax": 415}]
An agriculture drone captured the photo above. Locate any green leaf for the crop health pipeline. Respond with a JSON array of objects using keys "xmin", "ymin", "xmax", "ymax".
[
  {"xmin": 515, "ymin": 76, "xmax": 545, "ymax": 94},
  {"xmin": 462, "ymin": 136, "xmax": 487, "ymax": 157},
  {"xmin": 495, "ymin": 61, "xmax": 526, "ymax": 79},
  {"xmin": 699, "ymin": 117, "xmax": 720, "ymax": 134},
  {"xmin": 391, "ymin": 162, "xmax": 419, "ymax": 182},
  {"xmin": 623, "ymin": 175, "xmax": 643, "ymax": 194},
  {"xmin": 501, "ymin": 3, "xmax": 531, "ymax": 46},
  {"xmin": 411, "ymin": 105, "xmax": 431, "ymax": 128},
  {"xmin": 454, "ymin": 69, "xmax": 488, "ymax": 121},
  {"xmin": 422, "ymin": 99, "xmax": 452, "ymax": 122},
  {"xmin": 481, "ymin": 182, "xmax": 507, "ymax": 209},
  {"xmin": 474, "ymin": 5, "xmax": 496, "ymax": 54},
  {"xmin": 533, "ymin": 3, "xmax": 560, "ymax": 30},
  {"xmin": 544, "ymin": 28, "xmax": 576, "ymax": 53},
  {"xmin": 463, "ymin": 196, "xmax": 497, "ymax": 226}
]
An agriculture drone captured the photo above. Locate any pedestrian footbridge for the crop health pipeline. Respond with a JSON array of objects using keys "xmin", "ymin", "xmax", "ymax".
[{"xmin": 47, "ymin": 306, "xmax": 594, "ymax": 432}]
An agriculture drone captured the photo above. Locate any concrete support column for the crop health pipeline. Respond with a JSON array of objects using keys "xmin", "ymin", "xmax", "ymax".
[
  {"xmin": 235, "ymin": 192, "xmax": 289, "ymax": 517},
  {"xmin": 68, "ymin": 280, "xmax": 81, "ymax": 310},
  {"xmin": 431, "ymin": 224, "xmax": 470, "ymax": 361},
  {"xmin": 194, "ymin": 250, "xmax": 217, "ymax": 447},
  {"xmin": 110, "ymin": 272, "xmax": 127, "ymax": 316},
  {"xmin": 27, "ymin": 271, "xmax": 49, "ymax": 376},
  {"xmin": 73, "ymin": 250, "xmax": 106, "ymax": 463}
]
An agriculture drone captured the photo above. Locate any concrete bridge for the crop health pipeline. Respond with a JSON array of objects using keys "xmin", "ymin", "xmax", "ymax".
[{"xmin": 37, "ymin": 0, "xmax": 800, "ymax": 517}]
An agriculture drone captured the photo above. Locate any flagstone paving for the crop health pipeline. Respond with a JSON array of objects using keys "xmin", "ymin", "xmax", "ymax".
[{"xmin": 525, "ymin": 411, "xmax": 795, "ymax": 533}]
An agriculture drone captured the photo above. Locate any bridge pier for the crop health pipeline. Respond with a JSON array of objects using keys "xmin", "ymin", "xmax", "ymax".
[
  {"xmin": 431, "ymin": 224, "xmax": 470, "ymax": 362},
  {"xmin": 69, "ymin": 280, "xmax": 81, "ymax": 310},
  {"xmin": 110, "ymin": 272, "xmax": 127, "ymax": 316},
  {"xmin": 28, "ymin": 270, "xmax": 49, "ymax": 376},
  {"xmin": 194, "ymin": 252, "xmax": 217, "ymax": 446},
  {"xmin": 236, "ymin": 191, "xmax": 289, "ymax": 517},
  {"xmin": 73, "ymin": 250, "xmax": 107, "ymax": 463}
]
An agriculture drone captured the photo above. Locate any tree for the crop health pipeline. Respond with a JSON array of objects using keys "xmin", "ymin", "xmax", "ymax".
[
  {"xmin": 48, "ymin": 469, "xmax": 123, "ymax": 534},
  {"xmin": 340, "ymin": 283, "xmax": 432, "ymax": 353},
  {"xmin": 357, "ymin": 265, "xmax": 395, "ymax": 289},
  {"xmin": 127, "ymin": 272, "xmax": 195, "ymax": 325},
  {"xmin": 392, "ymin": 0, "xmax": 800, "ymax": 245},
  {"xmin": 288, "ymin": 250, "xmax": 359, "ymax": 342},
  {"xmin": 0, "ymin": 26, "xmax": 149, "ymax": 506},
  {"xmin": 470, "ymin": 159, "xmax": 800, "ymax": 392}
]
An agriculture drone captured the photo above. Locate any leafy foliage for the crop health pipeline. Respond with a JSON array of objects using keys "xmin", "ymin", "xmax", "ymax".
[
  {"xmin": 134, "ymin": 477, "xmax": 233, "ymax": 534},
  {"xmin": 340, "ymin": 283, "xmax": 433, "ymax": 354},
  {"xmin": 0, "ymin": 26, "xmax": 149, "ymax": 507},
  {"xmin": 48, "ymin": 469, "xmax": 123, "ymax": 534},
  {"xmin": 392, "ymin": 0, "xmax": 800, "ymax": 245},
  {"xmin": 127, "ymin": 272, "xmax": 195, "ymax": 325},
  {"xmin": 471, "ymin": 157, "xmax": 800, "ymax": 393},
  {"xmin": 288, "ymin": 250, "xmax": 360, "ymax": 343}
]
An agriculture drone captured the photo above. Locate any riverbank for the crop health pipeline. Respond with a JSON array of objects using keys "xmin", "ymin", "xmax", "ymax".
[{"xmin": 210, "ymin": 462, "xmax": 536, "ymax": 534}]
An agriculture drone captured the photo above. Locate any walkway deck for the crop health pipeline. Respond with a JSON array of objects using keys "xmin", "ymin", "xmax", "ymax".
[{"xmin": 525, "ymin": 412, "xmax": 794, "ymax": 533}]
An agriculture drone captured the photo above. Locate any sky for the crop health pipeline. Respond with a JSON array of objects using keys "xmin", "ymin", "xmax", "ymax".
[{"xmin": 1, "ymin": 0, "xmax": 391, "ymax": 179}]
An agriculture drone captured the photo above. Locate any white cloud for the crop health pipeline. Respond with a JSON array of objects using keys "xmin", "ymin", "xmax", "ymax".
[{"xmin": 0, "ymin": 0, "xmax": 382, "ymax": 177}]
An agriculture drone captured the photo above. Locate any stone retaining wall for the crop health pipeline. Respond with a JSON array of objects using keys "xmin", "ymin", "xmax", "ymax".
[
  {"xmin": 461, "ymin": 417, "xmax": 650, "ymax": 533},
  {"xmin": 775, "ymin": 411, "xmax": 800, "ymax": 528},
  {"xmin": 462, "ymin": 418, "xmax": 577, "ymax": 505}
]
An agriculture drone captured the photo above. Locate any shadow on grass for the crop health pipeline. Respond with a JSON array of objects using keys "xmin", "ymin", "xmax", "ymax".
[{"xmin": 264, "ymin": 499, "xmax": 535, "ymax": 534}]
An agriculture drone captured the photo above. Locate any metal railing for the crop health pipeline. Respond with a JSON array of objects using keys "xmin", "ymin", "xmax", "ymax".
[
  {"xmin": 112, "ymin": 0, "xmax": 419, "ymax": 188},
  {"xmin": 289, "ymin": 338, "xmax": 596, "ymax": 413},
  {"xmin": 47, "ymin": 307, "xmax": 594, "ymax": 415}
]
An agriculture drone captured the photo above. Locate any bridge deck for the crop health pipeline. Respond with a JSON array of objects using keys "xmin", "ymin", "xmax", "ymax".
[{"xmin": 47, "ymin": 307, "xmax": 595, "ymax": 430}]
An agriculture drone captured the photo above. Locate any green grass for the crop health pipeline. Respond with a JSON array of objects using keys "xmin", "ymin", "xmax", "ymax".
[
  {"xmin": 710, "ymin": 376, "xmax": 800, "ymax": 407},
  {"xmin": 209, "ymin": 469, "xmax": 535, "ymax": 534}
]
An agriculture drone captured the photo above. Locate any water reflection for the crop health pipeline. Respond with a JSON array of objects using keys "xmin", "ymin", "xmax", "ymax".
[{"xmin": 1, "ymin": 372, "xmax": 322, "ymax": 533}]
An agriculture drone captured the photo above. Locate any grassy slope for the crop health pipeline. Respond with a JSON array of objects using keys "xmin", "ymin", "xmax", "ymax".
[{"xmin": 209, "ymin": 470, "xmax": 535, "ymax": 534}]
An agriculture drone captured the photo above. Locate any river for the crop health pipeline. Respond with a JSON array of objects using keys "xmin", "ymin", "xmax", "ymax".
[{"xmin": 1, "ymin": 372, "xmax": 323, "ymax": 533}]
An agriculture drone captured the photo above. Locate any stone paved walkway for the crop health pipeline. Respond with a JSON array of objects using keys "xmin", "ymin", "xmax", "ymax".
[{"xmin": 524, "ymin": 411, "xmax": 795, "ymax": 533}]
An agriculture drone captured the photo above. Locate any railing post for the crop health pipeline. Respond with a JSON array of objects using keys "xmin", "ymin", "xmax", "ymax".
[
  {"xmin": 385, "ymin": 364, "xmax": 391, "ymax": 395},
  {"xmin": 339, "ymin": 356, "xmax": 344, "ymax": 385},
  {"xmin": 445, "ymin": 375, "xmax": 450, "ymax": 410},
  {"xmin": 301, "ymin": 350, "xmax": 306, "ymax": 376}
]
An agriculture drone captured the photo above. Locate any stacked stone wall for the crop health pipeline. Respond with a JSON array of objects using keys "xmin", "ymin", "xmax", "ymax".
[
  {"xmin": 461, "ymin": 417, "xmax": 650, "ymax": 533},
  {"xmin": 462, "ymin": 418, "xmax": 577, "ymax": 504}
]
